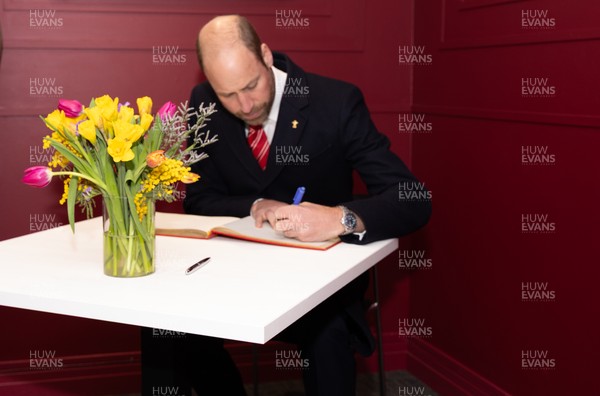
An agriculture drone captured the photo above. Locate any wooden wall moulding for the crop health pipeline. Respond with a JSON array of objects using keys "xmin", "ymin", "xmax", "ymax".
[
  {"xmin": 458, "ymin": 0, "xmax": 524, "ymax": 11},
  {"xmin": 442, "ymin": 0, "xmax": 600, "ymax": 49},
  {"xmin": 411, "ymin": 104, "xmax": 600, "ymax": 129},
  {"xmin": 4, "ymin": 0, "xmax": 332, "ymax": 16},
  {"xmin": 1, "ymin": 0, "xmax": 365, "ymax": 52}
]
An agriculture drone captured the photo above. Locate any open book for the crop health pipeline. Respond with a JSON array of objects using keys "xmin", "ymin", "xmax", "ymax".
[{"xmin": 155, "ymin": 212, "xmax": 340, "ymax": 251}]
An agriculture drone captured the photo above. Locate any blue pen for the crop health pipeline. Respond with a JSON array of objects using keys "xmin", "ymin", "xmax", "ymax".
[{"xmin": 292, "ymin": 186, "xmax": 306, "ymax": 205}]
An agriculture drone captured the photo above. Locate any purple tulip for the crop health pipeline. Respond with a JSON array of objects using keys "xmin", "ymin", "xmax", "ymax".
[
  {"xmin": 22, "ymin": 166, "xmax": 53, "ymax": 188},
  {"xmin": 157, "ymin": 101, "xmax": 177, "ymax": 120},
  {"xmin": 58, "ymin": 99, "xmax": 84, "ymax": 118}
]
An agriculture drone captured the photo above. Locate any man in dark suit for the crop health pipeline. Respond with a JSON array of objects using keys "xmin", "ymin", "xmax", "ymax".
[{"xmin": 144, "ymin": 14, "xmax": 430, "ymax": 396}]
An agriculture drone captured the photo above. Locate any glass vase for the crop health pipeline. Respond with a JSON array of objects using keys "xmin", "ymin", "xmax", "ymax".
[{"xmin": 102, "ymin": 195, "xmax": 155, "ymax": 277}]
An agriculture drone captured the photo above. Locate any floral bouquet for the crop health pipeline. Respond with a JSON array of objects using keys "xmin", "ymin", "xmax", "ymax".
[{"xmin": 22, "ymin": 95, "xmax": 217, "ymax": 277}]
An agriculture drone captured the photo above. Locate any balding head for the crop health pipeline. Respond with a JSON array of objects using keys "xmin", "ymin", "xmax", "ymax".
[
  {"xmin": 197, "ymin": 15, "xmax": 265, "ymax": 71},
  {"xmin": 195, "ymin": 15, "xmax": 276, "ymax": 126}
]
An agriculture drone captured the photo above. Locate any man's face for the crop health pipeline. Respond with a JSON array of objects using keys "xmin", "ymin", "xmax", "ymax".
[{"xmin": 203, "ymin": 45, "xmax": 275, "ymax": 126}]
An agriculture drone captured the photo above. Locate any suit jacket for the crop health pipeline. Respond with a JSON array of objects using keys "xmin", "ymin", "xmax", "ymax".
[
  {"xmin": 184, "ymin": 52, "xmax": 431, "ymax": 243},
  {"xmin": 184, "ymin": 52, "xmax": 431, "ymax": 355}
]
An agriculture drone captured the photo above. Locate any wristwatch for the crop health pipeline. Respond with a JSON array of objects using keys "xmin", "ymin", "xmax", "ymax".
[{"xmin": 338, "ymin": 206, "xmax": 358, "ymax": 235}]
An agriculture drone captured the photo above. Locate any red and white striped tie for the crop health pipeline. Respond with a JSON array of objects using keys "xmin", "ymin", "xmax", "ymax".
[{"xmin": 247, "ymin": 124, "xmax": 269, "ymax": 170}]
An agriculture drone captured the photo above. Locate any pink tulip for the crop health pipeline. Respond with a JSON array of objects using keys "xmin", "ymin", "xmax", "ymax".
[
  {"xmin": 157, "ymin": 101, "xmax": 177, "ymax": 120},
  {"xmin": 58, "ymin": 99, "xmax": 84, "ymax": 118},
  {"xmin": 22, "ymin": 166, "xmax": 53, "ymax": 188}
]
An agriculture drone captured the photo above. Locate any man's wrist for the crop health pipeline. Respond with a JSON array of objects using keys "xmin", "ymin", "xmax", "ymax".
[
  {"xmin": 337, "ymin": 205, "xmax": 366, "ymax": 236},
  {"xmin": 338, "ymin": 205, "xmax": 359, "ymax": 235}
]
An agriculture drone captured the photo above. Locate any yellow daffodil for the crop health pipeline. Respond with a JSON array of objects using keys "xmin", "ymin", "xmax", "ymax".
[
  {"xmin": 44, "ymin": 110, "xmax": 87, "ymax": 137},
  {"xmin": 113, "ymin": 119, "xmax": 144, "ymax": 143},
  {"xmin": 95, "ymin": 95, "xmax": 119, "ymax": 135},
  {"xmin": 84, "ymin": 106, "xmax": 104, "ymax": 131},
  {"xmin": 137, "ymin": 96, "xmax": 153, "ymax": 116},
  {"xmin": 66, "ymin": 113, "xmax": 88, "ymax": 133},
  {"xmin": 95, "ymin": 95, "xmax": 119, "ymax": 121},
  {"xmin": 107, "ymin": 137, "xmax": 134, "ymax": 162},
  {"xmin": 77, "ymin": 119, "xmax": 97, "ymax": 144},
  {"xmin": 44, "ymin": 109, "xmax": 68, "ymax": 132},
  {"xmin": 118, "ymin": 105, "xmax": 134, "ymax": 123},
  {"xmin": 140, "ymin": 113, "xmax": 154, "ymax": 132}
]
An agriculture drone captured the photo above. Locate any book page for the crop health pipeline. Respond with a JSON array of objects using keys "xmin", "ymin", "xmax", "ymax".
[{"xmin": 155, "ymin": 212, "xmax": 240, "ymax": 239}]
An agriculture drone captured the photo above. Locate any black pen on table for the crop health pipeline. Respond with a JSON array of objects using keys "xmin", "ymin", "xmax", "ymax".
[{"xmin": 185, "ymin": 257, "xmax": 210, "ymax": 275}]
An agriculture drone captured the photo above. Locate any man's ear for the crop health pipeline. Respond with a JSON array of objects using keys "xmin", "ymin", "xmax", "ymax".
[{"xmin": 261, "ymin": 43, "xmax": 273, "ymax": 68}]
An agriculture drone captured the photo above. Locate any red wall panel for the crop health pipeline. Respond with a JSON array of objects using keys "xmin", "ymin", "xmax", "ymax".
[{"xmin": 411, "ymin": 0, "xmax": 600, "ymax": 394}]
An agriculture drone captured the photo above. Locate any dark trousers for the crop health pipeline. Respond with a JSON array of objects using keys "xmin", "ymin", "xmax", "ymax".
[
  {"xmin": 141, "ymin": 273, "xmax": 371, "ymax": 396},
  {"xmin": 141, "ymin": 329, "xmax": 246, "ymax": 396},
  {"xmin": 283, "ymin": 311, "xmax": 358, "ymax": 396}
]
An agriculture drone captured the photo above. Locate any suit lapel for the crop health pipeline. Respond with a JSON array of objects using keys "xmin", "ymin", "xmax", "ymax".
[
  {"xmin": 219, "ymin": 112, "xmax": 264, "ymax": 183},
  {"xmin": 262, "ymin": 56, "xmax": 310, "ymax": 187},
  {"xmin": 263, "ymin": 98, "xmax": 308, "ymax": 186}
]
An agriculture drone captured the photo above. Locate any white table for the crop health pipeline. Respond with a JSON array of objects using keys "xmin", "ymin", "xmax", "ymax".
[{"xmin": 0, "ymin": 217, "xmax": 397, "ymax": 344}]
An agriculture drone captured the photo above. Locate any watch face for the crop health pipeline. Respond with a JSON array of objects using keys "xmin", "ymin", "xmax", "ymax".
[{"xmin": 344, "ymin": 213, "xmax": 357, "ymax": 231}]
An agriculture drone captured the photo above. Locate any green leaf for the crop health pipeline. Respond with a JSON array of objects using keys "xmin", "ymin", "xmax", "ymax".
[
  {"xmin": 46, "ymin": 137, "xmax": 100, "ymax": 182},
  {"xmin": 125, "ymin": 169, "xmax": 134, "ymax": 183},
  {"xmin": 67, "ymin": 176, "xmax": 79, "ymax": 232}
]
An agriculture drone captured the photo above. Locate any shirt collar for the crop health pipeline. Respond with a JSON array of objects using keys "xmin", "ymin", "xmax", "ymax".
[
  {"xmin": 245, "ymin": 66, "xmax": 287, "ymax": 143},
  {"xmin": 266, "ymin": 65, "xmax": 287, "ymax": 126}
]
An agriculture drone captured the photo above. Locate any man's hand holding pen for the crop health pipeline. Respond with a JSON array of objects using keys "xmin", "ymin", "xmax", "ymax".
[{"xmin": 251, "ymin": 200, "xmax": 365, "ymax": 242}]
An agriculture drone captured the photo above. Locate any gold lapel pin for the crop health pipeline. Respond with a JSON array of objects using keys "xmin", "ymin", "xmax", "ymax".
[{"xmin": 292, "ymin": 120, "xmax": 299, "ymax": 129}]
